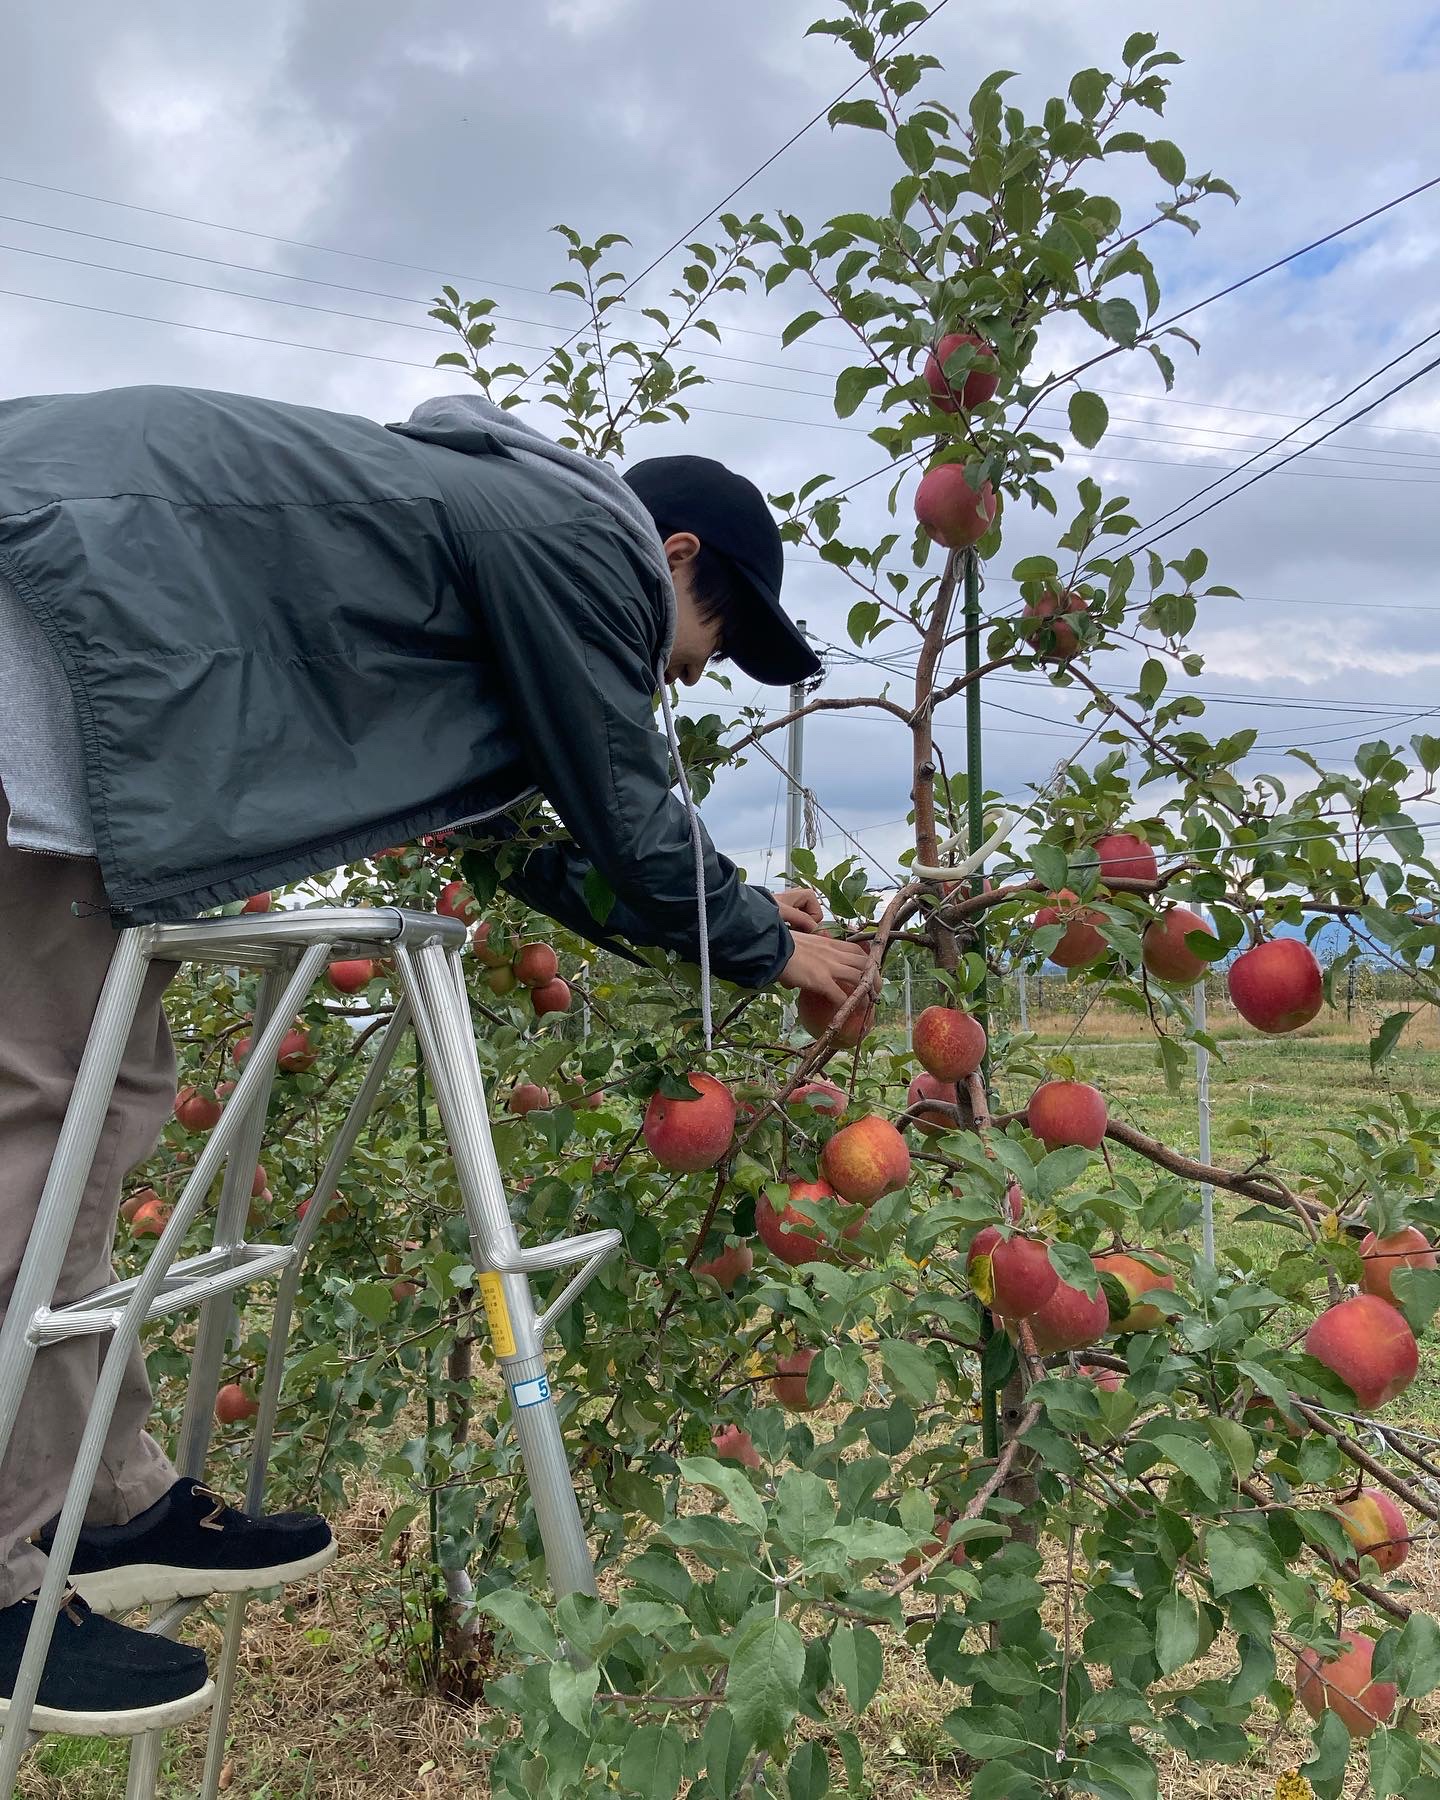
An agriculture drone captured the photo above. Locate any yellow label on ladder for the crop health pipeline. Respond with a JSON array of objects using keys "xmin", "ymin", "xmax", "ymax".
[{"xmin": 478, "ymin": 1272, "xmax": 517, "ymax": 1358}]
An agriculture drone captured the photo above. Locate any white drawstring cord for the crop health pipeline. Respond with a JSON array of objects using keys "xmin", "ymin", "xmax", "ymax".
[{"xmin": 656, "ymin": 666, "xmax": 713, "ymax": 1049}]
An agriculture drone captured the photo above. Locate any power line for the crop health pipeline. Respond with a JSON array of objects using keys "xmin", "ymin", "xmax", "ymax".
[{"xmin": 1125, "ymin": 338, "xmax": 1440, "ymax": 556}]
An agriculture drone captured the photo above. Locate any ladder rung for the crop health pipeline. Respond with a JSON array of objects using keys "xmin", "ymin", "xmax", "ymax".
[{"xmin": 29, "ymin": 1244, "xmax": 297, "ymax": 1342}]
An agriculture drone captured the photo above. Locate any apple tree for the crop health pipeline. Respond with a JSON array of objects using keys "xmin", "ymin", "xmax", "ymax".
[{"xmin": 130, "ymin": 8, "xmax": 1440, "ymax": 1796}]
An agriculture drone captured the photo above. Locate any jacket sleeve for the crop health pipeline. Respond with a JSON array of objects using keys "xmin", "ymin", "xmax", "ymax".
[{"xmin": 477, "ymin": 515, "xmax": 794, "ymax": 990}]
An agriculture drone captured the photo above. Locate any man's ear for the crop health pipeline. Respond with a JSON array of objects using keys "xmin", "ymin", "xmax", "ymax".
[{"xmin": 662, "ymin": 531, "xmax": 701, "ymax": 573}]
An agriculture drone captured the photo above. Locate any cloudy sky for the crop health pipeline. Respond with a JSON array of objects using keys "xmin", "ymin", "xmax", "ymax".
[{"xmin": 7, "ymin": 0, "xmax": 1440, "ymax": 890}]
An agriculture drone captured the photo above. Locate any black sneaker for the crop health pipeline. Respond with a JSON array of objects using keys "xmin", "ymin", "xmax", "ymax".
[
  {"xmin": 0, "ymin": 1591, "xmax": 212, "ymax": 1735},
  {"xmin": 41, "ymin": 1479, "xmax": 337, "ymax": 1615}
]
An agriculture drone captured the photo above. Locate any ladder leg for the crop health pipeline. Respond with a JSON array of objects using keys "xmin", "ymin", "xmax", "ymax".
[
  {"xmin": 0, "ymin": 945, "xmax": 331, "ymax": 1791},
  {"xmin": 174, "ymin": 966, "xmax": 287, "ymax": 1480},
  {"xmin": 0, "ymin": 929, "xmax": 152, "ymax": 1473},
  {"xmin": 122, "ymin": 1727, "xmax": 163, "ymax": 1798},
  {"xmin": 393, "ymin": 941, "xmax": 597, "ymax": 1600},
  {"xmin": 195, "ymin": 1003, "xmax": 414, "ymax": 1800}
]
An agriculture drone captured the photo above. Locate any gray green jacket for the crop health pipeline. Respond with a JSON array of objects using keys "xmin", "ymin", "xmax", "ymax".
[{"xmin": 0, "ymin": 385, "xmax": 791, "ymax": 988}]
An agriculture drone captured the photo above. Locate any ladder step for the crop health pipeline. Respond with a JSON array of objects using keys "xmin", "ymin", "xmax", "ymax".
[{"xmin": 29, "ymin": 1244, "xmax": 297, "ymax": 1342}]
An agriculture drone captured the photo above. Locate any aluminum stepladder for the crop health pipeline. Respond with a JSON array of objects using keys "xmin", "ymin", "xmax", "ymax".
[{"xmin": 0, "ymin": 905, "xmax": 621, "ymax": 1797}]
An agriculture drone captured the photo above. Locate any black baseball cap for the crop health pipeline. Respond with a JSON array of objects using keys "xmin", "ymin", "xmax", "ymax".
[{"xmin": 623, "ymin": 454, "xmax": 821, "ymax": 685}]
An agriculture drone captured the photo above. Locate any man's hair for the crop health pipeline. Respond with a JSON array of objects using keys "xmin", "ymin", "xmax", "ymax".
[{"xmin": 654, "ymin": 524, "xmax": 752, "ymax": 658}]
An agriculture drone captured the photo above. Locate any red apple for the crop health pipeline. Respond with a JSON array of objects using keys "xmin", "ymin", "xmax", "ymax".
[
  {"xmin": 326, "ymin": 958, "xmax": 375, "ymax": 995},
  {"xmin": 1094, "ymin": 1252, "xmax": 1175, "ymax": 1331},
  {"xmin": 785, "ymin": 1080, "xmax": 848, "ymax": 1120},
  {"xmin": 130, "ymin": 1197, "xmax": 172, "ymax": 1239},
  {"xmin": 1004, "ymin": 1181, "xmax": 1024, "ymax": 1223},
  {"xmin": 914, "ymin": 465, "xmax": 997, "ymax": 549},
  {"xmin": 1028, "ymin": 1271, "xmax": 1111, "ymax": 1353},
  {"xmin": 241, "ymin": 892, "xmax": 272, "ymax": 914},
  {"xmin": 513, "ymin": 942, "xmax": 559, "ymax": 989},
  {"xmin": 251, "ymin": 1163, "xmax": 268, "ymax": 1198},
  {"xmin": 907, "ymin": 1073, "xmax": 960, "ymax": 1138},
  {"xmin": 711, "ymin": 1424, "xmax": 761, "ymax": 1469},
  {"xmin": 436, "ymin": 880, "xmax": 480, "ymax": 924},
  {"xmin": 1035, "ymin": 890, "xmax": 1106, "ymax": 968},
  {"xmin": 912, "ymin": 1006, "xmax": 987, "ymax": 1081},
  {"xmin": 296, "ymin": 1194, "xmax": 346, "ymax": 1225},
  {"xmin": 276, "ymin": 1028, "xmax": 317, "ymax": 1073},
  {"xmin": 531, "ymin": 978, "xmax": 572, "ymax": 1017},
  {"xmin": 507, "ymin": 1083, "xmax": 552, "ymax": 1116},
  {"xmin": 120, "ymin": 1186, "xmax": 161, "ymax": 1224},
  {"xmin": 215, "ymin": 1383, "xmax": 259, "ymax": 1424},
  {"xmin": 471, "ymin": 920, "xmax": 510, "ymax": 968},
  {"xmin": 771, "ymin": 1348, "xmax": 818, "ymax": 1411},
  {"xmin": 797, "ymin": 988, "xmax": 875, "ymax": 1048},
  {"xmin": 1142, "ymin": 908, "xmax": 1216, "ymax": 986},
  {"xmin": 923, "ymin": 331, "xmax": 999, "ymax": 412},
  {"xmin": 969, "ymin": 1234, "xmax": 1058, "ymax": 1320},
  {"xmin": 485, "ymin": 963, "xmax": 519, "ymax": 997},
  {"xmin": 1079, "ymin": 1363, "xmax": 1122, "ymax": 1392},
  {"xmin": 819, "ymin": 1115, "xmax": 911, "ymax": 1204},
  {"xmin": 643, "ymin": 1073, "xmax": 736, "ymax": 1172},
  {"xmin": 1295, "ymin": 1631, "xmax": 1396, "ymax": 1739},
  {"xmin": 1336, "ymin": 1488, "xmax": 1411, "ymax": 1575},
  {"xmin": 693, "ymin": 1241, "xmax": 754, "ymax": 1290},
  {"xmin": 174, "ymin": 1086, "xmax": 222, "ymax": 1133},
  {"xmin": 1020, "ymin": 589, "xmax": 1088, "ymax": 661},
  {"xmin": 756, "ymin": 1179, "xmax": 865, "ymax": 1266},
  {"xmin": 1094, "ymin": 832, "xmax": 1158, "ymax": 886},
  {"xmin": 1358, "ymin": 1226, "xmax": 1438, "ymax": 1306},
  {"xmin": 1028, "ymin": 1080, "xmax": 1108, "ymax": 1152},
  {"xmin": 1305, "ymin": 1293, "xmax": 1419, "ymax": 1411},
  {"xmin": 901, "ymin": 1518, "xmax": 969, "ymax": 1575},
  {"xmin": 1227, "ymin": 938, "xmax": 1323, "ymax": 1035}
]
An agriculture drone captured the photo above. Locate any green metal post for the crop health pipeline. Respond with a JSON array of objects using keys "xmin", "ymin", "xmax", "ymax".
[{"xmin": 964, "ymin": 546, "xmax": 1001, "ymax": 1462}]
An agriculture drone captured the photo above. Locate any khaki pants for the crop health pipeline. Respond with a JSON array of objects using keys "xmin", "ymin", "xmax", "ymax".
[{"xmin": 0, "ymin": 781, "xmax": 177, "ymax": 1607}]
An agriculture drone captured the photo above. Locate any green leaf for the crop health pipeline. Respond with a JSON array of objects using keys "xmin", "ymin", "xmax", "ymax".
[
  {"xmin": 1369, "ymin": 1726, "xmax": 1423, "ymax": 1798},
  {"xmin": 829, "ymin": 1624, "xmax": 884, "ymax": 1712},
  {"xmin": 1069, "ymin": 389, "xmax": 1109, "ymax": 448},
  {"xmin": 787, "ymin": 1740, "xmax": 831, "ymax": 1800},
  {"xmin": 834, "ymin": 364, "xmax": 889, "ymax": 419},
  {"xmin": 1152, "ymin": 1433, "xmax": 1225, "ymax": 1501},
  {"xmin": 847, "ymin": 599, "xmax": 882, "ymax": 645},
  {"xmin": 349, "ymin": 1281, "xmax": 395, "ymax": 1325},
  {"xmin": 1391, "ymin": 1265, "xmax": 1440, "ymax": 1338},
  {"xmin": 1206, "ymin": 1417, "xmax": 1257, "ymax": 1485},
  {"xmin": 582, "ymin": 866, "xmax": 616, "ymax": 927},
  {"xmin": 725, "ymin": 1615, "xmax": 805, "ymax": 1756},
  {"xmin": 895, "ymin": 120, "xmax": 935, "ymax": 173},
  {"xmin": 825, "ymin": 1519, "xmax": 914, "ymax": 1562},
  {"xmin": 701, "ymin": 1710, "xmax": 746, "ymax": 1798},
  {"xmin": 1394, "ymin": 1608, "xmax": 1440, "ymax": 1699},
  {"xmin": 548, "ymin": 1658, "xmax": 599, "ymax": 1731},
  {"xmin": 1098, "ymin": 296, "xmax": 1141, "ymax": 347},
  {"xmin": 679, "ymin": 1456, "xmax": 768, "ymax": 1535},
  {"xmin": 1123, "ymin": 30, "xmax": 1158, "ymax": 62},
  {"xmin": 1155, "ymin": 1589, "xmax": 1200, "ymax": 1675},
  {"xmin": 1138, "ymin": 658, "xmax": 1167, "ymax": 704},
  {"xmin": 774, "ymin": 1470, "xmax": 836, "ymax": 1559},
  {"xmin": 1011, "ymin": 555, "xmax": 1059, "ymax": 580},
  {"xmin": 1206, "ymin": 1522, "xmax": 1278, "ymax": 1597},
  {"xmin": 478, "ymin": 1587, "xmax": 559, "ymax": 1660},
  {"xmin": 377, "ymin": 1503, "xmax": 421, "ymax": 1557},
  {"xmin": 618, "ymin": 1723, "xmax": 684, "ymax": 1800},
  {"xmin": 878, "ymin": 1338, "xmax": 938, "ymax": 1406},
  {"xmin": 828, "ymin": 98, "xmax": 888, "ymax": 132},
  {"xmin": 1032, "ymin": 843, "xmax": 1069, "ymax": 890},
  {"xmin": 782, "ymin": 310, "xmax": 828, "ymax": 349},
  {"xmin": 1068, "ymin": 67, "xmax": 1109, "ymax": 118},
  {"xmin": 1146, "ymin": 139, "xmax": 1187, "ymax": 185},
  {"xmin": 1370, "ymin": 1010, "xmax": 1414, "ymax": 1069}
]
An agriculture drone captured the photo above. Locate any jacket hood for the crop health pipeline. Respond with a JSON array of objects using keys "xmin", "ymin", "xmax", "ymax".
[{"xmin": 391, "ymin": 393, "xmax": 677, "ymax": 667}]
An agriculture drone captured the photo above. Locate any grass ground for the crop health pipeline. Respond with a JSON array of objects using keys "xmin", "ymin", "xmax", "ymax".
[{"xmin": 18, "ymin": 1026, "xmax": 1440, "ymax": 1797}]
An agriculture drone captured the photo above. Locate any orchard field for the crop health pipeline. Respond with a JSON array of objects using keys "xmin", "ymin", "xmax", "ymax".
[{"xmin": 23, "ymin": 8, "xmax": 1440, "ymax": 1799}]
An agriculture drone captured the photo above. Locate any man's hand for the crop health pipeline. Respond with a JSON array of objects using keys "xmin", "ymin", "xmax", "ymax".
[
  {"xmin": 776, "ymin": 931, "xmax": 874, "ymax": 1007},
  {"xmin": 774, "ymin": 887, "xmax": 824, "ymax": 934}
]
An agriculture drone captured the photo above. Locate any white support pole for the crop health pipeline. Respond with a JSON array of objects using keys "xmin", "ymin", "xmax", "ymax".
[
  {"xmin": 1195, "ymin": 978, "xmax": 1214, "ymax": 1266},
  {"xmin": 784, "ymin": 619, "xmax": 807, "ymax": 883}
]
